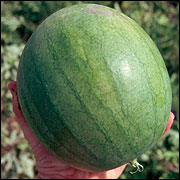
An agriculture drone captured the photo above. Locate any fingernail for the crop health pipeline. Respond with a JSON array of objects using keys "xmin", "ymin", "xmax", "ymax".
[{"xmin": 170, "ymin": 112, "xmax": 175, "ymax": 120}]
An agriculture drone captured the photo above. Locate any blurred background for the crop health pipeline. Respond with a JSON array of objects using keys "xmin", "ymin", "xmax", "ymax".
[{"xmin": 1, "ymin": 1, "xmax": 179, "ymax": 179}]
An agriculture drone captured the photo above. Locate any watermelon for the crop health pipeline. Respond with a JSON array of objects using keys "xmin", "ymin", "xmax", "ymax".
[{"xmin": 17, "ymin": 4, "xmax": 172, "ymax": 172}]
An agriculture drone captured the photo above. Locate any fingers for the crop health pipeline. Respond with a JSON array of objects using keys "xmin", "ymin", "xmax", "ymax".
[
  {"xmin": 163, "ymin": 112, "xmax": 175, "ymax": 135},
  {"xmin": 105, "ymin": 164, "xmax": 127, "ymax": 179},
  {"xmin": 8, "ymin": 81, "xmax": 24, "ymax": 122},
  {"xmin": 84, "ymin": 164, "xmax": 127, "ymax": 179},
  {"xmin": 8, "ymin": 81, "xmax": 41, "ymax": 149},
  {"xmin": 8, "ymin": 81, "xmax": 17, "ymax": 94}
]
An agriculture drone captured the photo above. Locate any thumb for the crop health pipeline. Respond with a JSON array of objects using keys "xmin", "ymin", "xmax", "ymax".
[
  {"xmin": 8, "ymin": 81, "xmax": 23, "ymax": 120},
  {"xmin": 8, "ymin": 81, "xmax": 40, "ymax": 149},
  {"xmin": 163, "ymin": 112, "xmax": 175, "ymax": 135}
]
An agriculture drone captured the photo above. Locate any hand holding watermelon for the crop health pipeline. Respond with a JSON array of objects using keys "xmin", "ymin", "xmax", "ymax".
[{"xmin": 8, "ymin": 81, "xmax": 174, "ymax": 179}]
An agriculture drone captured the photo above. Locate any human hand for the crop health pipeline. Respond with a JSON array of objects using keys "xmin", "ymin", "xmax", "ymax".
[{"xmin": 8, "ymin": 81, "xmax": 174, "ymax": 179}]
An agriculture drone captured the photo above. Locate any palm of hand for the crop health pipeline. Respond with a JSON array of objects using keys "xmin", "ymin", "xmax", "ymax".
[{"xmin": 8, "ymin": 81, "xmax": 126, "ymax": 179}]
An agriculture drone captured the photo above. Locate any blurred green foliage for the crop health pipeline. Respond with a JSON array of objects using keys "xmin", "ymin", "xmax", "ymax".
[{"xmin": 1, "ymin": 1, "xmax": 179, "ymax": 179}]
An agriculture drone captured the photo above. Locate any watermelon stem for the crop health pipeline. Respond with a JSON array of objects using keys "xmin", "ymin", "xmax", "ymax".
[{"xmin": 129, "ymin": 158, "xmax": 144, "ymax": 174}]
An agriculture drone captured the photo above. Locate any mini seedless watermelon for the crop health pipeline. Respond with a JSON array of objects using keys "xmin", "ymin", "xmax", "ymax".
[{"xmin": 17, "ymin": 4, "xmax": 172, "ymax": 172}]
